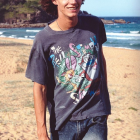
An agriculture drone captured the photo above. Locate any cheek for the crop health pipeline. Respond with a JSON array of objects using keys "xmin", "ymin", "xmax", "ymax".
[
  {"xmin": 60, "ymin": 0, "xmax": 68, "ymax": 5},
  {"xmin": 57, "ymin": 1, "xmax": 67, "ymax": 8}
]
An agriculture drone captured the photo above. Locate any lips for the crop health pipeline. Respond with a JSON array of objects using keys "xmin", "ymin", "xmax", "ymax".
[{"xmin": 67, "ymin": 6, "xmax": 78, "ymax": 10}]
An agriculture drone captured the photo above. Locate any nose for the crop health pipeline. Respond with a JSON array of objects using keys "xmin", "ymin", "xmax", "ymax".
[{"xmin": 69, "ymin": 0, "xmax": 77, "ymax": 4}]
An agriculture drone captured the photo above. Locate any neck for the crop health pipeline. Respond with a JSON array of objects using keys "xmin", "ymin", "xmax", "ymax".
[{"xmin": 57, "ymin": 16, "xmax": 78, "ymax": 31}]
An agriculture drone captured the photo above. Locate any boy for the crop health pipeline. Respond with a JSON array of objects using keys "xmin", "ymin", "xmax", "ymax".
[{"xmin": 26, "ymin": 0, "xmax": 111, "ymax": 140}]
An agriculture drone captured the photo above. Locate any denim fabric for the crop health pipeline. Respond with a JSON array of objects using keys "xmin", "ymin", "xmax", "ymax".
[{"xmin": 51, "ymin": 115, "xmax": 107, "ymax": 140}]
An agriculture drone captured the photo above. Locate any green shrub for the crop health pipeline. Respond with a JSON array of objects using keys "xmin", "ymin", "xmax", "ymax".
[
  {"xmin": 5, "ymin": 12, "xmax": 15, "ymax": 19},
  {"xmin": 1, "ymin": 0, "xmax": 41, "ymax": 19},
  {"xmin": 128, "ymin": 107, "xmax": 138, "ymax": 111}
]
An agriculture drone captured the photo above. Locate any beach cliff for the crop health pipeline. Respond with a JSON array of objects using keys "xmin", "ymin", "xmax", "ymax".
[{"xmin": 0, "ymin": 0, "xmax": 130, "ymax": 28}]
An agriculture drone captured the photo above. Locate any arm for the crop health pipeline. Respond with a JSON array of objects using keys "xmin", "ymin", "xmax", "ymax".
[{"xmin": 33, "ymin": 82, "xmax": 50, "ymax": 140}]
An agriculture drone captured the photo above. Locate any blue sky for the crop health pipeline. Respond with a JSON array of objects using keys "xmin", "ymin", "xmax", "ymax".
[{"xmin": 80, "ymin": 0, "xmax": 140, "ymax": 17}]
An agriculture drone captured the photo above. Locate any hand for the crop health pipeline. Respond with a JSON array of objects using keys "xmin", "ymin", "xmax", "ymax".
[{"xmin": 38, "ymin": 135, "xmax": 50, "ymax": 140}]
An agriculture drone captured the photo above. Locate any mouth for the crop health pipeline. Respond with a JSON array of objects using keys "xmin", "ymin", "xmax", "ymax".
[{"xmin": 67, "ymin": 7, "xmax": 78, "ymax": 10}]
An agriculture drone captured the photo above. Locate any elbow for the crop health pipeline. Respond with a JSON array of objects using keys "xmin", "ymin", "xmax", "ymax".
[
  {"xmin": 41, "ymin": 85, "xmax": 47, "ymax": 94},
  {"xmin": 33, "ymin": 82, "xmax": 47, "ymax": 95}
]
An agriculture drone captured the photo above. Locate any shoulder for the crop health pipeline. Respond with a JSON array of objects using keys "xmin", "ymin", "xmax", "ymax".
[
  {"xmin": 33, "ymin": 25, "xmax": 52, "ymax": 47},
  {"xmin": 78, "ymin": 15, "xmax": 104, "ymax": 31},
  {"xmin": 31, "ymin": 28, "xmax": 48, "ymax": 52},
  {"xmin": 79, "ymin": 15, "xmax": 102, "ymax": 24},
  {"xmin": 34, "ymin": 28, "xmax": 47, "ymax": 42}
]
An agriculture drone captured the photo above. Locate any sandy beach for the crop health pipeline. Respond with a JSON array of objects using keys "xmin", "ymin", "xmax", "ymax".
[{"xmin": 0, "ymin": 37, "xmax": 140, "ymax": 140}]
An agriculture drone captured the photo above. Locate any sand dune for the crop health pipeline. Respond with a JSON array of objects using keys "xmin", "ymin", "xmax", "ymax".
[{"xmin": 0, "ymin": 38, "xmax": 140, "ymax": 140}]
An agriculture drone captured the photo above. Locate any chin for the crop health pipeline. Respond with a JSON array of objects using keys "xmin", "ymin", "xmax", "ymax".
[
  {"xmin": 67, "ymin": 12, "xmax": 79, "ymax": 18},
  {"xmin": 59, "ymin": 9, "xmax": 80, "ymax": 19},
  {"xmin": 68, "ymin": 15, "xmax": 78, "ymax": 18}
]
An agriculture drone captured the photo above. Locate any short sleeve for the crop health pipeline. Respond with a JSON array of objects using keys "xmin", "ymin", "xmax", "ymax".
[
  {"xmin": 100, "ymin": 20, "xmax": 107, "ymax": 44},
  {"xmin": 25, "ymin": 40, "xmax": 48, "ymax": 85}
]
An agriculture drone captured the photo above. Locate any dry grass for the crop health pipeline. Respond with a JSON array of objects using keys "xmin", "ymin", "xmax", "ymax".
[
  {"xmin": 0, "ymin": 40, "xmax": 31, "ymax": 74},
  {"xmin": 0, "ymin": 38, "xmax": 140, "ymax": 139}
]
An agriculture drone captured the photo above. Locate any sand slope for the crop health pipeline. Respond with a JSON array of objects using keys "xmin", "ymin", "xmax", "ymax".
[{"xmin": 0, "ymin": 38, "xmax": 140, "ymax": 140}]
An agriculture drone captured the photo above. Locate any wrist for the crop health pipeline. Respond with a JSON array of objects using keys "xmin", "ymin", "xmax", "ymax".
[{"xmin": 37, "ymin": 124, "xmax": 48, "ymax": 138}]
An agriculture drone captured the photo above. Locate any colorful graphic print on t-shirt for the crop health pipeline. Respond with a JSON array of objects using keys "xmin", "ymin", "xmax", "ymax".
[{"xmin": 48, "ymin": 35, "xmax": 100, "ymax": 104}]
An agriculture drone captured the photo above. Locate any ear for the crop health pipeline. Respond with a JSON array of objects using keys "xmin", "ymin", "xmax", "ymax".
[{"xmin": 52, "ymin": 0, "xmax": 58, "ymax": 5}]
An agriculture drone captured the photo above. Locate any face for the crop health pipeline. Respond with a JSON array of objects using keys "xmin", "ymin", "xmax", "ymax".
[{"xmin": 52, "ymin": 0, "xmax": 82, "ymax": 18}]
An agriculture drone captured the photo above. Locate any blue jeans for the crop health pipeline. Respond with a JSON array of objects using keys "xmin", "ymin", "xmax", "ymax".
[{"xmin": 51, "ymin": 115, "xmax": 108, "ymax": 140}]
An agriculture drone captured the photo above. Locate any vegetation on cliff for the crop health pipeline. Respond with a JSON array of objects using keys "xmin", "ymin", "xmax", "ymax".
[{"xmin": 0, "ymin": 0, "xmax": 55, "ymax": 24}]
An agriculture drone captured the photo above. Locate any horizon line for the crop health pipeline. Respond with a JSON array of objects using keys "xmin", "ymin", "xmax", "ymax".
[{"xmin": 94, "ymin": 16, "xmax": 140, "ymax": 17}]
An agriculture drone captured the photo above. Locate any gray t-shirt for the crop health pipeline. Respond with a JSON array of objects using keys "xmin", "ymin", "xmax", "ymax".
[{"xmin": 26, "ymin": 15, "xmax": 110, "ymax": 132}]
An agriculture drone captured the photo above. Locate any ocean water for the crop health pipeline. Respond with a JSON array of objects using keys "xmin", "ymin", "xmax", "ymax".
[
  {"xmin": 0, "ymin": 17, "xmax": 140, "ymax": 50},
  {"xmin": 102, "ymin": 17, "xmax": 140, "ymax": 50}
]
